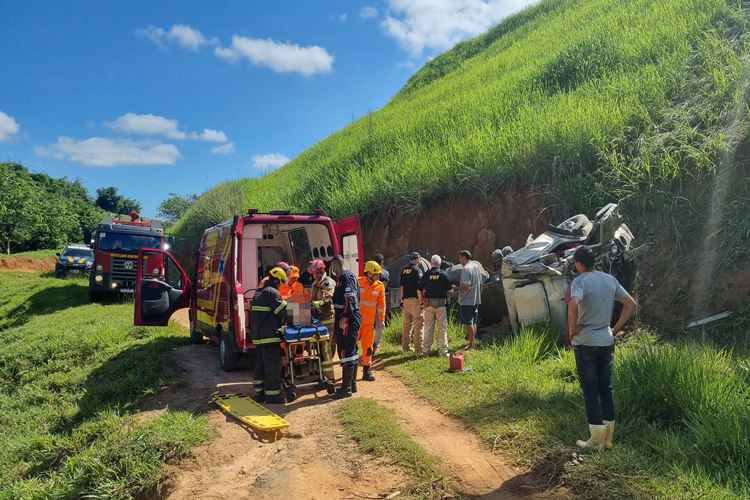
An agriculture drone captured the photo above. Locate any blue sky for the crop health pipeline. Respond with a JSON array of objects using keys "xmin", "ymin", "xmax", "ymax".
[{"xmin": 0, "ymin": 0, "xmax": 536, "ymax": 217}]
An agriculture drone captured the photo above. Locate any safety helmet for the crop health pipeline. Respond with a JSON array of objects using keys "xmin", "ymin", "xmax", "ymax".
[
  {"xmin": 269, "ymin": 267, "xmax": 288, "ymax": 284},
  {"xmin": 289, "ymin": 265, "xmax": 300, "ymax": 278},
  {"xmin": 275, "ymin": 261, "xmax": 292, "ymax": 275},
  {"xmin": 307, "ymin": 259, "xmax": 326, "ymax": 274},
  {"xmin": 364, "ymin": 260, "xmax": 382, "ymax": 276}
]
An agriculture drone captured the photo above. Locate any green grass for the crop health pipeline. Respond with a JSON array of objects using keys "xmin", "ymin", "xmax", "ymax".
[
  {"xmin": 0, "ymin": 272, "xmax": 210, "ymax": 499},
  {"xmin": 376, "ymin": 315, "xmax": 750, "ymax": 498},
  {"xmin": 337, "ymin": 398, "xmax": 448, "ymax": 497},
  {"xmin": 172, "ymin": 0, "xmax": 750, "ymax": 271},
  {"xmin": 0, "ymin": 249, "xmax": 57, "ymax": 259}
]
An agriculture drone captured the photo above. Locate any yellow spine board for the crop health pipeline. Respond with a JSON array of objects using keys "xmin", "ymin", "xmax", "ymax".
[{"xmin": 211, "ymin": 393, "xmax": 289, "ymax": 431}]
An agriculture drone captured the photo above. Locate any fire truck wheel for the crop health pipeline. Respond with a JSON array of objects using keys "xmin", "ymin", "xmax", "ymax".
[
  {"xmin": 189, "ymin": 320, "xmax": 204, "ymax": 344},
  {"xmin": 219, "ymin": 329, "xmax": 239, "ymax": 372}
]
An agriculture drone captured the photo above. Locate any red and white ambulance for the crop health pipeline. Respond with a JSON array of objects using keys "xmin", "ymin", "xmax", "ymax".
[{"xmin": 133, "ymin": 209, "xmax": 363, "ymax": 371}]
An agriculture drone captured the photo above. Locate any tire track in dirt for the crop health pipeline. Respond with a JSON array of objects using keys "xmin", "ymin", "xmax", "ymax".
[
  {"xmin": 356, "ymin": 365, "xmax": 547, "ymax": 499},
  {"xmin": 152, "ymin": 312, "xmax": 549, "ymax": 499}
]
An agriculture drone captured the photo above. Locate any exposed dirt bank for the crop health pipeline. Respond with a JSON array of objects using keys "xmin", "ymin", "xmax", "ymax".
[
  {"xmin": 0, "ymin": 255, "xmax": 56, "ymax": 273},
  {"xmin": 363, "ymin": 188, "xmax": 549, "ymax": 267}
]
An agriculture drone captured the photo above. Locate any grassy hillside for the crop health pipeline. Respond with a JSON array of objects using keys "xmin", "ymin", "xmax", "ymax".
[
  {"xmin": 174, "ymin": 0, "xmax": 750, "ymax": 267},
  {"xmin": 0, "ymin": 272, "xmax": 209, "ymax": 498}
]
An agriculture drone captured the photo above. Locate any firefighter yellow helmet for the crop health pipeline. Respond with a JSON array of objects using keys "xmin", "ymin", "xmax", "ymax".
[
  {"xmin": 364, "ymin": 260, "xmax": 382, "ymax": 276},
  {"xmin": 269, "ymin": 267, "xmax": 288, "ymax": 284}
]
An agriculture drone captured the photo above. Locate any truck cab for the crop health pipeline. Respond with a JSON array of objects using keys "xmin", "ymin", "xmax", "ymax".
[
  {"xmin": 134, "ymin": 209, "xmax": 363, "ymax": 371},
  {"xmin": 88, "ymin": 212, "xmax": 172, "ymax": 301}
]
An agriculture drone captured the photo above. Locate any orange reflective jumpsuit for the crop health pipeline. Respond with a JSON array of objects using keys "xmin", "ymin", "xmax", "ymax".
[
  {"xmin": 357, "ymin": 276, "xmax": 386, "ymax": 368},
  {"xmin": 280, "ymin": 280, "xmax": 308, "ymax": 299}
]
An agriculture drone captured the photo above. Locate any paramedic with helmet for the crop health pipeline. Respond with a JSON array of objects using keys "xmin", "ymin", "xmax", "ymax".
[
  {"xmin": 309, "ymin": 259, "xmax": 336, "ymax": 352},
  {"xmin": 250, "ymin": 267, "xmax": 288, "ymax": 404},
  {"xmin": 358, "ymin": 261, "xmax": 386, "ymax": 381},
  {"xmin": 330, "ymin": 255, "xmax": 361, "ymax": 399}
]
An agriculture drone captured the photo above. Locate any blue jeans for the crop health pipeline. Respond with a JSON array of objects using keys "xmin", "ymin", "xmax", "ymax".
[{"xmin": 573, "ymin": 344, "xmax": 615, "ymax": 425}]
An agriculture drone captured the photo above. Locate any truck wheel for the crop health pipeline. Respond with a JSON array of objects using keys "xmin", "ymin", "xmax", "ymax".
[
  {"xmin": 189, "ymin": 320, "xmax": 204, "ymax": 344},
  {"xmin": 219, "ymin": 329, "xmax": 239, "ymax": 372}
]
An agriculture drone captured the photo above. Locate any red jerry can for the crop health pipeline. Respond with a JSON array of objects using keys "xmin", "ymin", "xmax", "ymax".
[{"xmin": 449, "ymin": 352, "xmax": 464, "ymax": 372}]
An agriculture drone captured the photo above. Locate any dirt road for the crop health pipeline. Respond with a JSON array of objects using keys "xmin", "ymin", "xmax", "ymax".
[{"xmin": 145, "ymin": 312, "xmax": 547, "ymax": 499}]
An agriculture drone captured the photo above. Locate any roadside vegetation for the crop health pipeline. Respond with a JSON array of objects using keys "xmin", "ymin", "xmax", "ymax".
[
  {"xmin": 0, "ymin": 271, "xmax": 209, "ymax": 498},
  {"xmin": 173, "ymin": 0, "xmax": 750, "ymax": 274},
  {"xmin": 337, "ymin": 397, "xmax": 450, "ymax": 497},
  {"xmin": 377, "ymin": 313, "xmax": 750, "ymax": 498}
]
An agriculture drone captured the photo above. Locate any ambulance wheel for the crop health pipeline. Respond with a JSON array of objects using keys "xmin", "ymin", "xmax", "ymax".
[
  {"xmin": 285, "ymin": 390, "xmax": 297, "ymax": 402},
  {"xmin": 219, "ymin": 329, "xmax": 239, "ymax": 371},
  {"xmin": 189, "ymin": 320, "xmax": 204, "ymax": 344}
]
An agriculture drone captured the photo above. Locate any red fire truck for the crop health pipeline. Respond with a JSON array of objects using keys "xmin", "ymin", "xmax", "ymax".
[
  {"xmin": 87, "ymin": 212, "xmax": 173, "ymax": 301},
  {"xmin": 133, "ymin": 209, "xmax": 363, "ymax": 371}
]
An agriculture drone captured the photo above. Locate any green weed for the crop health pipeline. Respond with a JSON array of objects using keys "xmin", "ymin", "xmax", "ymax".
[
  {"xmin": 337, "ymin": 398, "xmax": 448, "ymax": 496},
  {"xmin": 376, "ymin": 317, "xmax": 750, "ymax": 497},
  {"xmin": 0, "ymin": 272, "xmax": 209, "ymax": 498}
]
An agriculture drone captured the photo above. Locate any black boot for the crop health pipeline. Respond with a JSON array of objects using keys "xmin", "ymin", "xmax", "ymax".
[
  {"xmin": 332, "ymin": 365, "xmax": 353, "ymax": 399},
  {"xmin": 362, "ymin": 366, "xmax": 376, "ymax": 381},
  {"xmin": 351, "ymin": 365, "xmax": 358, "ymax": 393}
]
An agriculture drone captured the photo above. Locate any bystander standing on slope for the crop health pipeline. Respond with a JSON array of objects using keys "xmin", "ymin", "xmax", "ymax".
[
  {"xmin": 454, "ymin": 250, "xmax": 482, "ymax": 350},
  {"xmin": 567, "ymin": 246, "xmax": 636, "ymax": 450}
]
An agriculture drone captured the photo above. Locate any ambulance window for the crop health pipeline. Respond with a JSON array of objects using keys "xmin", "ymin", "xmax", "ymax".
[
  {"xmin": 289, "ymin": 229, "xmax": 313, "ymax": 266},
  {"xmin": 319, "ymin": 246, "xmax": 326, "ymax": 257},
  {"xmin": 313, "ymin": 247, "xmax": 319, "ymax": 258},
  {"xmin": 327, "ymin": 245, "xmax": 333, "ymax": 256}
]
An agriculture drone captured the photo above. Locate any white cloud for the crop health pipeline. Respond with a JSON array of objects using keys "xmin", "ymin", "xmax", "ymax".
[
  {"xmin": 382, "ymin": 0, "xmax": 538, "ymax": 56},
  {"xmin": 135, "ymin": 24, "xmax": 216, "ymax": 51},
  {"xmin": 211, "ymin": 142, "xmax": 236, "ymax": 155},
  {"xmin": 360, "ymin": 6, "xmax": 378, "ymax": 18},
  {"xmin": 215, "ymin": 36, "xmax": 334, "ymax": 76},
  {"xmin": 135, "ymin": 26, "xmax": 167, "ymax": 47},
  {"xmin": 194, "ymin": 128, "xmax": 228, "ymax": 142},
  {"xmin": 338, "ymin": 13, "xmax": 348, "ymax": 22},
  {"xmin": 107, "ymin": 113, "xmax": 186, "ymax": 139},
  {"xmin": 167, "ymin": 24, "xmax": 216, "ymax": 51},
  {"xmin": 36, "ymin": 137, "xmax": 181, "ymax": 167},
  {"xmin": 252, "ymin": 152, "xmax": 289, "ymax": 171},
  {"xmin": 0, "ymin": 111, "xmax": 20, "ymax": 142}
]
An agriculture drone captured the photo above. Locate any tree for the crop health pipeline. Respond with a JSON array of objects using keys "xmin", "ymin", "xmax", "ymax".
[
  {"xmin": 0, "ymin": 164, "xmax": 39, "ymax": 253},
  {"xmin": 156, "ymin": 192, "xmax": 198, "ymax": 223},
  {"xmin": 95, "ymin": 186, "xmax": 142, "ymax": 214}
]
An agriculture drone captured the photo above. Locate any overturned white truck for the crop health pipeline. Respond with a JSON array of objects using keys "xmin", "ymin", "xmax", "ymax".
[{"xmin": 498, "ymin": 203, "xmax": 636, "ymax": 335}]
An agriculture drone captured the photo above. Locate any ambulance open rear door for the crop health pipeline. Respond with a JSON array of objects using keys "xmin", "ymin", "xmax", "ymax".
[{"xmin": 334, "ymin": 216, "xmax": 364, "ymax": 276}]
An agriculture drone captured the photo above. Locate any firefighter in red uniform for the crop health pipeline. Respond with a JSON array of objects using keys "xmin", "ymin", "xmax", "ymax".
[
  {"xmin": 358, "ymin": 261, "xmax": 386, "ymax": 381},
  {"xmin": 250, "ymin": 267, "xmax": 288, "ymax": 404},
  {"xmin": 329, "ymin": 255, "xmax": 361, "ymax": 399}
]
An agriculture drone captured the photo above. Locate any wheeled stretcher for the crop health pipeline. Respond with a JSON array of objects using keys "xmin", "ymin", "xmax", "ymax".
[{"xmin": 280, "ymin": 320, "xmax": 336, "ymax": 401}]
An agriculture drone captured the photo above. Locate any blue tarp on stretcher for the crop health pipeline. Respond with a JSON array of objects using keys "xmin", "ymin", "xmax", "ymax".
[{"xmin": 283, "ymin": 320, "xmax": 329, "ymax": 342}]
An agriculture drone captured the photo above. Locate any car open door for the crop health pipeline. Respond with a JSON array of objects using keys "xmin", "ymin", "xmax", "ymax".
[
  {"xmin": 134, "ymin": 248, "xmax": 192, "ymax": 326},
  {"xmin": 334, "ymin": 215, "xmax": 364, "ymax": 275}
]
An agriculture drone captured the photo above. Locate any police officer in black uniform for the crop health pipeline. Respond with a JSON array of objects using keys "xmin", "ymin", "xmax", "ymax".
[
  {"xmin": 420, "ymin": 255, "xmax": 453, "ymax": 356},
  {"xmin": 330, "ymin": 255, "xmax": 361, "ymax": 399},
  {"xmin": 250, "ymin": 267, "xmax": 288, "ymax": 404},
  {"xmin": 400, "ymin": 251, "xmax": 424, "ymax": 353}
]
